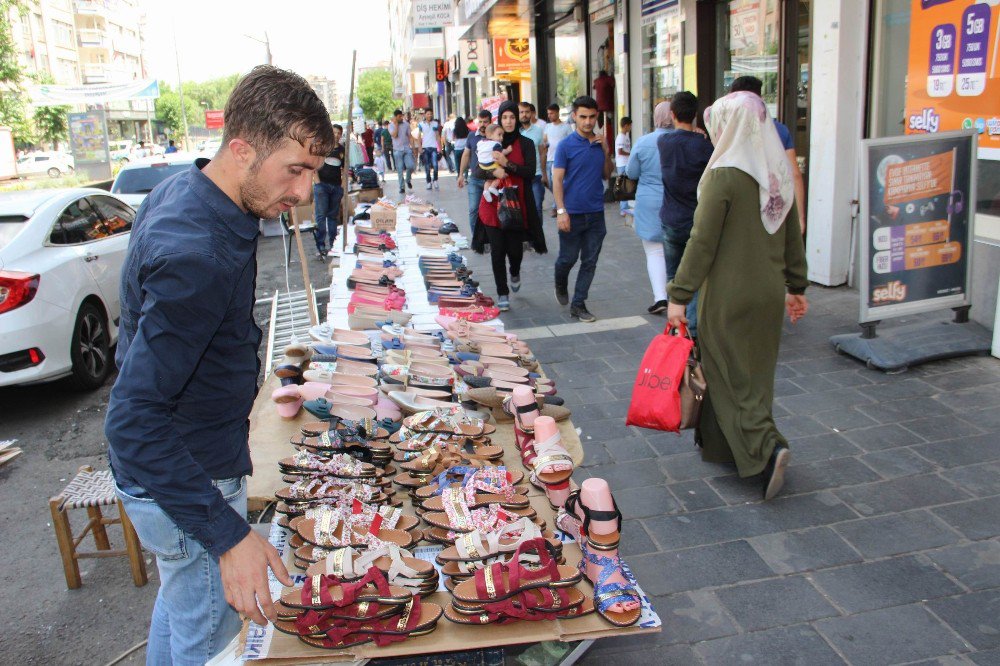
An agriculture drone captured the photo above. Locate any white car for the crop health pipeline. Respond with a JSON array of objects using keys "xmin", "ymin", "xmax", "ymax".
[
  {"xmin": 16, "ymin": 151, "xmax": 76, "ymax": 178},
  {"xmin": 0, "ymin": 188, "xmax": 135, "ymax": 388},
  {"xmin": 110, "ymin": 154, "xmax": 196, "ymax": 209}
]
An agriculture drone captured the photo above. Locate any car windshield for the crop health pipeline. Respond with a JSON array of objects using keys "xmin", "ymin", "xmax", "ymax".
[
  {"xmin": 112, "ymin": 163, "xmax": 190, "ymax": 194},
  {"xmin": 0, "ymin": 215, "xmax": 28, "ymax": 251}
]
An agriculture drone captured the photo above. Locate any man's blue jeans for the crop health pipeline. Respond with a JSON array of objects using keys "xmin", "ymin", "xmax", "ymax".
[
  {"xmin": 393, "ymin": 148, "xmax": 414, "ymax": 192},
  {"xmin": 531, "ymin": 174, "xmax": 544, "ymax": 222},
  {"xmin": 115, "ymin": 476, "xmax": 247, "ymax": 666},
  {"xmin": 617, "ymin": 165, "xmax": 629, "ymax": 214},
  {"xmin": 422, "ymin": 147, "xmax": 439, "ymax": 182},
  {"xmin": 664, "ymin": 223, "xmax": 698, "ymax": 337},
  {"xmin": 466, "ymin": 176, "xmax": 484, "ymax": 239},
  {"xmin": 312, "ymin": 182, "xmax": 342, "ymax": 252},
  {"xmin": 555, "ymin": 211, "xmax": 607, "ymax": 309}
]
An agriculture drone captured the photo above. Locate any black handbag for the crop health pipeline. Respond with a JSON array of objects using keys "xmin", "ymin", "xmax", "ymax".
[
  {"xmin": 498, "ymin": 185, "xmax": 522, "ymax": 232},
  {"xmin": 611, "ymin": 173, "xmax": 637, "ymax": 201}
]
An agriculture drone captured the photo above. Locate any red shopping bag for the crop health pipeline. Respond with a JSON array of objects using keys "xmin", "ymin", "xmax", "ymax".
[{"xmin": 625, "ymin": 323, "xmax": 695, "ymax": 432}]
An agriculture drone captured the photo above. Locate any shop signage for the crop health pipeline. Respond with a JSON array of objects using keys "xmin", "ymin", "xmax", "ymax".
[
  {"xmin": 204, "ymin": 110, "xmax": 224, "ymax": 129},
  {"xmin": 905, "ymin": 0, "xmax": 1000, "ymax": 159},
  {"xmin": 68, "ymin": 110, "xmax": 110, "ymax": 165},
  {"xmin": 640, "ymin": 0, "xmax": 679, "ymax": 26},
  {"xmin": 464, "ymin": 39, "xmax": 483, "ymax": 76},
  {"xmin": 414, "ymin": 0, "xmax": 454, "ymax": 29},
  {"xmin": 480, "ymin": 95, "xmax": 504, "ymax": 120},
  {"xmin": 729, "ymin": 1, "xmax": 761, "ymax": 51},
  {"xmin": 859, "ymin": 130, "xmax": 977, "ymax": 322},
  {"xmin": 434, "ymin": 59, "xmax": 449, "ymax": 82},
  {"xmin": 492, "ymin": 38, "xmax": 530, "ymax": 73},
  {"xmin": 29, "ymin": 78, "xmax": 159, "ymax": 105}
]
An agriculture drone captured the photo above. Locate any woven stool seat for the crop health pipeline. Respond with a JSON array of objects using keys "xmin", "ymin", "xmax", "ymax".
[{"xmin": 58, "ymin": 469, "xmax": 117, "ymax": 510}]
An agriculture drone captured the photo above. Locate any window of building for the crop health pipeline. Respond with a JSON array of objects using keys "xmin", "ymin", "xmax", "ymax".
[
  {"xmin": 52, "ymin": 20, "xmax": 73, "ymax": 48},
  {"xmin": 641, "ymin": 13, "xmax": 683, "ymax": 132},
  {"xmin": 716, "ymin": 0, "xmax": 782, "ymax": 116}
]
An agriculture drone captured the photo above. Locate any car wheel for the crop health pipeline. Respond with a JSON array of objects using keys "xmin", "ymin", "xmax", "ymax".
[
  {"xmin": 47, "ymin": 167, "xmax": 61, "ymax": 178},
  {"xmin": 68, "ymin": 302, "xmax": 112, "ymax": 390}
]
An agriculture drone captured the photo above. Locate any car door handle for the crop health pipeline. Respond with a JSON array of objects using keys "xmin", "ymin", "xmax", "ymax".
[{"xmin": 84, "ymin": 253, "xmax": 99, "ymax": 262}]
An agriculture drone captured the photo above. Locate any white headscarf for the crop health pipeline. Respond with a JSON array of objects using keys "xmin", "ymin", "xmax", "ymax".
[{"xmin": 700, "ymin": 91, "xmax": 794, "ymax": 234}]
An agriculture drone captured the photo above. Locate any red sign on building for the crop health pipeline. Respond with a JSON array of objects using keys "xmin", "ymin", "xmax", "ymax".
[
  {"xmin": 205, "ymin": 110, "xmax": 225, "ymax": 129},
  {"xmin": 434, "ymin": 59, "xmax": 449, "ymax": 82}
]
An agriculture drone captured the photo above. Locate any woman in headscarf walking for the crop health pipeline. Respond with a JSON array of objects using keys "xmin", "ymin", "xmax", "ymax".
[
  {"xmin": 667, "ymin": 91, "xmax": 809, "ymax": 501},
  {"xmin": 624, "ymin": 101, "xmax": 673, "ymax": 313},
  {"xmin": 472, "ymin": 100, "xmax": 547, "ymax": 311}
]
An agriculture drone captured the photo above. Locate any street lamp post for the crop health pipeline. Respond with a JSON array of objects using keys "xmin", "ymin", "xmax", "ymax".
[
  {"xmin": 172, "ymin": 22, "xmax": 189, "ymax": 150},
  {"xmin": 243, "ymin": 32, "xmax": 273, "ymax": 66}
]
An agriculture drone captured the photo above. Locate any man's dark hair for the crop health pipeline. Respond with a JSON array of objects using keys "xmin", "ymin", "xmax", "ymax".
[
  {"xmin": 139, "ymin": 140, "xmax": 145, "ymax": 146},
  {"xmin": 572, "ymin": 96, "xmax": 598, "ymax": 112},
  {"xmin": 222, "ymin": 65, "xmax": 334, "ymax": 160},
  {"xmin": 599, "ymin": 70, "xmax": 608, "ymax": 77},
  {"xmin": 477, "ymin": 109, "xmax": 492, "ymax": 120},
  {"xmin": 518, "ymin": 101, "xmax": 531, "ymax": 109},
  {"xmin": 620, "ymin": 116, "xmax": 632, "ymax": 128},
  {"xmin": 393, "ymin": 109, "xmax": 403, "ymax": 117},
  {"xmin": 547, "ymin": 103, "xmax": 560, "ymax": 112},
  {"xmin": 670, "ymin": 91, "xmax": 699, "ymax": 123},
  {"xmin": 332, "ymin": 124, "xmax": 343, "ymax": 132},
  {"xmin": 730, "ymin": 75, "xmax": 763, "ymax": 96},
  {"xmin": 168, "ymin": 140, "xmax": 175, "ymax": 146}
]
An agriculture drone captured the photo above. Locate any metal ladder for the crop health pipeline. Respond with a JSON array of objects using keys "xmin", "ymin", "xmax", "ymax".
[{"xmin": 264, "ymin": 288, "xmax": 318, "ymax": 376}]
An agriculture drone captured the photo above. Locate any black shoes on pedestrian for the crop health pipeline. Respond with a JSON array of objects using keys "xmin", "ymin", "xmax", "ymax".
[
  {"xmin": 762, "ymin": 444, "xmax": 791, "ymax": 500},
  {"xmin": 570, "ymin": 305, "xmax": 596, "ymax": 323},
  {"xmin": 555, "ymin": 285, "xmax": 569, "ymax": 306},
  {"xmin": 648, "ymin": 300, "xmax": 669, "ymax": 314}
]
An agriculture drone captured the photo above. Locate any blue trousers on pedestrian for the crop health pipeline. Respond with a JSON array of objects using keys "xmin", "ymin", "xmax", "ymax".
[
  {"xmin": 466, "ymin": 176, "xmax": 484, "ymax": 239},
  {"xmin": 423, "ymin": 147, "xmax": 439, "ymax": 183},
  {"xmin": 115, "ymin": 476, "xmax": 247, "ymax": 666},
  {"xmin": 664, "ymin": 222, "xmax": 698, "ymax": 337},
  {"xmin": 313, "ymin": 181, "xmax": 342, "ymax": 252},
  {"xmin": 531, "ymin": 174, "xmax": 544, "ymax": 223},
  {"xmin": 555, "ymin": 211, "xmax": 607, "ymax": 309},
  {"xmin": 394, "ymin": 148, "xmax": 414, "ymax": 193}
]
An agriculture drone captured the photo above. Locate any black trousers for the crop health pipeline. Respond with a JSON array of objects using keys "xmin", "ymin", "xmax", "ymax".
[{"xmin": 483, "ymin": 225, "xmax": 524, "ymax": 296}]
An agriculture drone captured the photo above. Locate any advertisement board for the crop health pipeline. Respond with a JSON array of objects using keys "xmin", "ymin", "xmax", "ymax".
[
  {"xmin": 904, "ymin": 0, "xmax": 1000, "ymax": 159},
  {"xmin": 860, "ymin": 130, "xmax": 977, "ymax": 322},
  {"xmin": 205, "ymin": 110, "xmax": 224, "ymax": 129},
  {"xmin": 492, "ymin": 38, "xmax": 531, "ymax": 74},
  {"xmin": 414, "ymin": 0, "xmax": 454, "ymax": 29}
]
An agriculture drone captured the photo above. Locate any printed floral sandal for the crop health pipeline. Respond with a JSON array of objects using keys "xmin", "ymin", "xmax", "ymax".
[
  {"xmin": 419, "ymin": 467, "xmax": 530, "ymax": 511},
  {"xmin": 295, "ymin": 508, "xmax": 416, "ymax": 550}
]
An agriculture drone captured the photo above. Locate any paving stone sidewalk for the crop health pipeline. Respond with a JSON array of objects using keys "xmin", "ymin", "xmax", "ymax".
[{"xmin": 408, "ymin": 171, "xmax": 1000, "ymax": 665}]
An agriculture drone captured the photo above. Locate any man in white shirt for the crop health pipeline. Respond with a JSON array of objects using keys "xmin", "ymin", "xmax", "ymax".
[
  {"xmin": 389, "ymin": 108, "xmax": 414, "ymax": 194},
  {"xmin": 615, "ymin": 116, "xmax": 631, "ymax": 215},
  {"xmin": 417, "ymin": 109, "xmax": 441, "ymax": 190},
  {"xmin": 519, "ymin": 102, "xmax": 546, "ymax": 223},
  {"xmin": 540, "ymin": 103, "xmax": 573, "ymax": 217}
]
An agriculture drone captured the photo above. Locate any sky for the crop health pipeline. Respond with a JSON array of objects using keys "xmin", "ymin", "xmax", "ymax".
[{"xmin": 140, "ymin": 0, "xmax": 391, "ymax": 91}]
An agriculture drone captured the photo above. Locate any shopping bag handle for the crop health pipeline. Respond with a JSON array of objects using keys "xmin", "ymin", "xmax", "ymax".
[{"xmin": 665, "ymin": 321, "xmax": 690, "ymax": 338}]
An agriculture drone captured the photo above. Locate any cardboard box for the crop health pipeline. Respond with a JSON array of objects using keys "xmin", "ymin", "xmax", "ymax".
[
  {"xmin": 353, "ymin": 186, "xmax": 382, "ymax": 203},
  {"xmin": 369, "ymin": 205, "xmax": 397, "ymax": 231}
]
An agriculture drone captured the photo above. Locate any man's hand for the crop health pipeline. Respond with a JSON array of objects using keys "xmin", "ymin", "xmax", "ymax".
[
  {"xmin": 457, "ymin": 174, "xmax": 465, "ymax": 188},
  {"xmin": 220, "ymin": 529, "xmax": 292, "ymax": 626},
  {"xmin": 667, "ymin": 302, "xmax": 688, "ymax": 329},
  {"xmin": 785, "ymin": 294, "xmax": 809, "ymax": 324},
  {"xmin": 541, "ymin": 173, "xmax": 549, "ymax": 187},
  {"xmin": 557, "ymin": 212, "xmax": 570, "ymax": 233}
]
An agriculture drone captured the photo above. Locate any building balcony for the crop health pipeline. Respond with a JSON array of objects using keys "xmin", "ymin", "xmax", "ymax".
[
  {"xmin": 74, "ymin": 0, "xmax": 111, "ymax": 16},
  {"xmin": 78, "ymin": 28, "xmax": 109, "ymax": 49},
  {"xmin": 112, "ymin": 35, "xmax": 141, "ymax": 55}
]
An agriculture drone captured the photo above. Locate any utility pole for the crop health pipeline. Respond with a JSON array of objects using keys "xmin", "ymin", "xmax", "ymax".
[
  {"xmin": 244, "ymin": 32, "xmax": 272, "ymax": 66},
  {"xmin": 172, "ymin": 22, "xmax": 189, "ymax": 150}
]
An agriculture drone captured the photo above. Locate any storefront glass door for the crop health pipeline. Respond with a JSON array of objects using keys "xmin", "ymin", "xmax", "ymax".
[{"xmin": 641, "ymin": 12, "xmax": 683, "ymax": 131}]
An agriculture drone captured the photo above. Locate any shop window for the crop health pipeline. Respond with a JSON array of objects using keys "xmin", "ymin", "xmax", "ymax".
[
  {"xmin": 717, "ymin": 0, "xmax": 782, "ymax": 117},
  {"xmin": 641, "ymin": 14, "xmax": 683, "ymax": 132}
]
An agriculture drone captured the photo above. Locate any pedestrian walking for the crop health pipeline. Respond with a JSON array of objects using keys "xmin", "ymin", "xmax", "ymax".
[
  {"xmin": 518, "ymin": 102, "xmax": 546, "ymax": 224},
  {"xmin": 471, "ymin": 100, "xmax": 547, "ymax": 312},
  {"xmin": 551, "ymin": 95, "xmax": 614, "ymax": 323},
  {"xmin": 105, "ymin": 66, "xmax": 333, "ymax": 664},
  {"xmin": 378, "ymin": 120, "xmax": 393, "ymax": 170},
  {"xmin": 666, "ymin": 90, "xmax": 808, "ymax": 501},
  {"xmin": 361, "ymin": 123, "xmax": 374, "ymax": 166},
  {"xmin": 457, "ymin": 109, "xmax": 494, "ymax": 239},
  {"xmin": 389, "ymin": 109, "xmax": 414, "ymax": 194},
  {"xmin": 614, "ymin": 116, "xmax": 632, "ymax": 216},
  {"xmin": 165, "ymin": 139, "xmax": 178, "ymax": 154},
  {"xmin": 658, "ymin": 91, "xmax": 714, "ymax": 335},
  {"xmin": 418, "ymin": 109, "xmax": 441, "ymax": 189},
  {"xmin": 540, "ymin": 103, "xmax": 572, "ymax": 217},
  {"xmin": 452, "ymin": 115, "xmax": 469, "ymax": 177},
  {"xmin": 624, "ymin": 102, "xmax": 672, "ymax": 313},
  {"xmin": 373, "ymin": 147, "xmax": 387, "ymax": 184},
  {"xmin": 442, "ymin": 113, "xmax": 457, "ymax": 173},
  {"xmin": 313, "ymin": 123, "xmax": 346, "ymax": 255}
]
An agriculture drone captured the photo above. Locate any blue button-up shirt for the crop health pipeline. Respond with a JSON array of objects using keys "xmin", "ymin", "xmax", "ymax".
[
  {"xmin": 105, "ymin": 158, "xmax": 261, "ymax": 558},
  {"xmin": 553, "ymin": 130, "xmax": 606, "ymax": 214}
]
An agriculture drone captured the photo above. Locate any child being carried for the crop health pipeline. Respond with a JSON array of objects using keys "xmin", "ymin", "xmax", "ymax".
[{"xmin": 475, "ymin": 123, "xmax": 512, "ymax": 202}]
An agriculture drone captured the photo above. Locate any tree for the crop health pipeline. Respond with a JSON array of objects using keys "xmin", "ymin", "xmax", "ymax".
[
  {"xmin": 155, "ymin": 75, "xmax": 241, "ymax": 137},
  {"xmin": 33, "ymin": 104, "xmax": 70, "ymax": 149},
  {"xmin": 0, "ymin": 0, "xmax": 34, "ymax": 146},
  {"xmin": 356, "ymin": 69, "xmax": 400, "ymax": 122}
]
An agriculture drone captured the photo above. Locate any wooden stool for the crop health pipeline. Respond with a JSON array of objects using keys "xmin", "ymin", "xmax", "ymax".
[{"xmin": 49, "ymin": 465, "xmax": 148, "ymax": 589}]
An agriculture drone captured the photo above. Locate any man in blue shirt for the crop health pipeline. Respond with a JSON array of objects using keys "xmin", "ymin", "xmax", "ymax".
[
  {"xmin": 658, "ymin": 91, "xmax": 714, "ymax": 337},
  {"xmin": 164, "ymin": 139, "xmax": 178, "ymax": 154},
  {"xmin": 730, "ymin": 76, "xmax": 806, "ymax": 234},
  {"xmin": 552, "ymin": 95, "xmax": 614, "ymax": 322},
  {"xmin": 105, "ymin": 66, "xmax": 334, "ymax": 664},
  {"xmin": 457, "ymin": 108, "xmax": 495, "ymax": 239}
]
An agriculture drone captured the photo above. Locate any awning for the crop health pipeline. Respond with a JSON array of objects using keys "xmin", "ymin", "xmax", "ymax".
[{"xmin": 28, "ymin": 79, "xmax": 160, "ymax": 105}]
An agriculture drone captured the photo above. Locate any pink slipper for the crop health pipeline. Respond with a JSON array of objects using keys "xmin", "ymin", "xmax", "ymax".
[
  {"xmin": 299, "ymin": 381, "xmax": 333, "ymax": 401},
  {"xmin": 272, "ymin": 385, "xmax": 303, "ymax": 419},
  {"xmin": 375, "ymin": 392, "xmax": 402, "ymax": 422}
]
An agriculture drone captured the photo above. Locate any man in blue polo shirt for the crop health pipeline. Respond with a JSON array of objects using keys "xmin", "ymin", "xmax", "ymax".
[{"xmin": 552, "ymin": 95, "xmax": 614, "ymax": 322}]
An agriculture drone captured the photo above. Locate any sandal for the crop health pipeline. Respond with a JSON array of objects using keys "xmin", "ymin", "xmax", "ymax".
[
  {"xmin": 304, "ymin": 544, "xmax": 436, "ymax": 592},
  {"xmin": 296, "ymin": 509, "xmax": 416, "ymax": 550},
  {"xmin": 300, "ymin": 597, "xmax": 443, "ymax": 649},
  {"xmin": 277, "ymin": 451, "xmax": 377, "ymax": 480},
  {"xmin": 520, "ymin": 421, "xmax": 574, "ymax": 486},
  {"xmin": 564, "ymin": 488, "xmax": 622, "ymax": 551},
  {"xmin": 280, "ymin": 567, "xmax": 411, "ymax": 610},
  {"xmin": 578, "ymin": 540, "xmax": 642, "ymax": 627},
  {"xmin": 289, "ymin": 502, "xmax": 418, "ymax": 534},
  {"xmin": 419, "ymin": 467, "xmax": 529, "ymax": 511},
  {"xmin": 421, "ymin": 490, "xmax": 537, "ymax": 533},
  {"xmin": 450, "ymin": 538, "xmax": 581, "ymax": 605}
]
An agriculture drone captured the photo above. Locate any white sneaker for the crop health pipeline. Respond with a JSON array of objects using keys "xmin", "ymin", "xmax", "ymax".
[
  {"xmin": 426, "ymin": 182, "xmax": 433, "ymax": 190},
  {"xmin": 433, "ymin": 181, "xmax": 440, "ymax": 190}
]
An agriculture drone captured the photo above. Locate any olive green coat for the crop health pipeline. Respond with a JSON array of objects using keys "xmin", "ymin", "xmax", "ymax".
[{"xmin": 667, "ymin": 167, "xmax": 808, "ymax": 477}]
